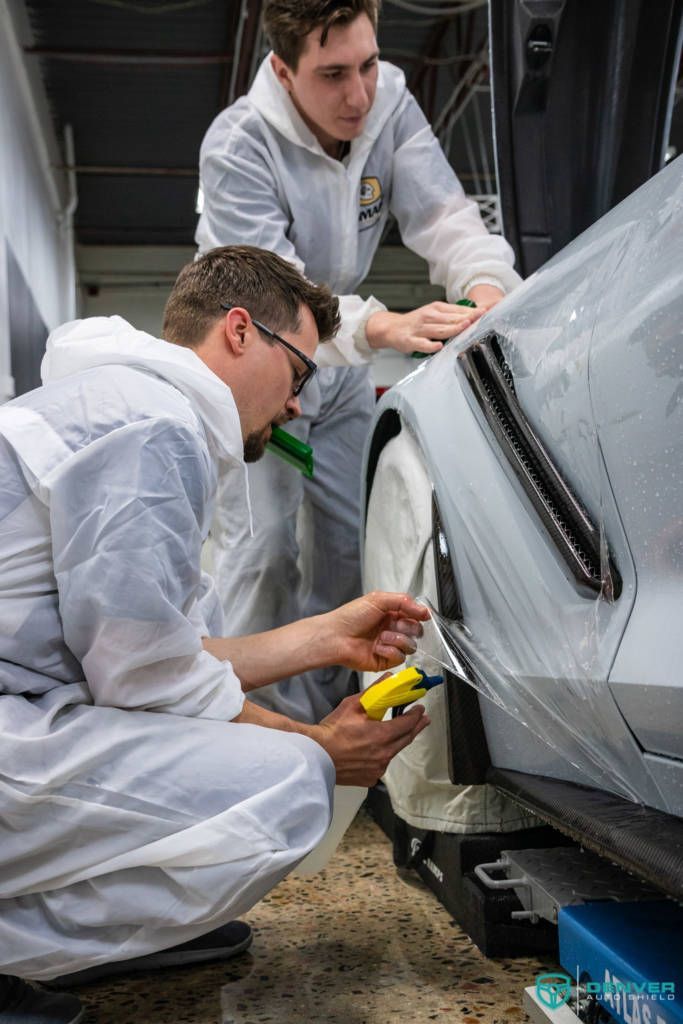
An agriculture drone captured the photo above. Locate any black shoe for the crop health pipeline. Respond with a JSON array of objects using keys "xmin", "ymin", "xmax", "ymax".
[
  {"xmin": 50, "ymin": 920, "xmax": 252, "ymax": 988},
  {"xmin": 0, "ymin": 975, "xmax": 83, "ymax": 1023}
]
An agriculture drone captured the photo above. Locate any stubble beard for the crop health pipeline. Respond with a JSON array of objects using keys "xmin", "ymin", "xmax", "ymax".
[{"xmin": 243, "ymin": 425, "xmax": 272, "ymax": 463}]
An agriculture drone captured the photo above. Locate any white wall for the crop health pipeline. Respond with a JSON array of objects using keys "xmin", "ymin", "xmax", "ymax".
[
  {"xmin": 0, "ymin": 0, "xmax": 77, "ymax": 401},
  {"xmin": 77, "ymin": 243, "xmax": 442, "ymax": 331},
  {"xmin": 77, "ymin": 245, "xmax": 193, "ymax": 339},
  {"xmin": 77, "ymin": 243, "xmax": 442, "ymax": 388}
]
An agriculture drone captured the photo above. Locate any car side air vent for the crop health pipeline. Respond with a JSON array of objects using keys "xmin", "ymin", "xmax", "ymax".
[
  {"xmin": 459, "ymin": 335, "xmax": 621, "ymax": 599},
  {"xmin": 489, "ymin": 334, "xmax": 515, "ymax": 393}
]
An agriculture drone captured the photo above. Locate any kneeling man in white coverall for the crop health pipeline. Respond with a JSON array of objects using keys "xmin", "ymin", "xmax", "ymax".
[
  {"xmin": 196, "ymin": 0, "xmax": 522, "ymax": 723},
  {"xmin": 0, "ymin": 245, "xmax": 429, "ymax": 1024}
]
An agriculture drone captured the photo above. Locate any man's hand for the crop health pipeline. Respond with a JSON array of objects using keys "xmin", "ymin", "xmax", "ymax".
[
  {"xmin": 321, "ymin": 591, "xmax": 430, "ymax": 673},
  {"xmin": 234, "ymin": 680, "xmax": 430, "ymax": 787},
  {"xmin": 365, "ymin": 300, "xmax": 482, "ymax": 354},
  {"xmin": 311, "ymin": 692, "xmax": 430, "ymax": 786},
  {"xmin": 465, "ymin": 283, "xmax": 505, "ymax": 312},
  {"xmin": 205, "ymin": 592, "xmax": 429, "ymax": 690}
]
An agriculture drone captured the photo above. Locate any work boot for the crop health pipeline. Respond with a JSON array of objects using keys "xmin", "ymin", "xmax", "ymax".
[
  {"xmin": 0, "ymin": 975, "xmax": 83, "ymax": 1023},
  {"xmin": 50, "ymin": 919, "xmax": 252, "ymax": 987}
]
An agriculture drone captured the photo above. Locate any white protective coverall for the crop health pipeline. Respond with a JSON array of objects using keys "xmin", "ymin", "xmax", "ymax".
[
  {"xmin": 196, "ymin": 56, "xmax": 522, "ymax": 722},
  {"xmin": 0, "ymin": 316, "xmax": 333, "ymax": 982}
]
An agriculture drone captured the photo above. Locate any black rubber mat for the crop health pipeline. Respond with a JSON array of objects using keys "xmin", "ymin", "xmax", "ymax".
[{"xmin": 488, "ymin": 769, "xmax": 683, "ymax": 900}]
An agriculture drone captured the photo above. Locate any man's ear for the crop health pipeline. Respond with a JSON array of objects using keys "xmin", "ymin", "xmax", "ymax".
[
  {"xmin": 270, "ymin": 52, "xmax": 294, "ymax": 92},
  {"xmin": 222, "ymin": 307, "xmax": 250, "ymax": 357}
]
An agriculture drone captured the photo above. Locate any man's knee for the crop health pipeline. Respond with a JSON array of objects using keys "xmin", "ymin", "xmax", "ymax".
[
  {"xmin": 277, "ymin": 730, "xmax": 335, "ymax": 800},
  {"xmin": 269, "ymin": 731, "xmax": 335, "ymax": 848}
]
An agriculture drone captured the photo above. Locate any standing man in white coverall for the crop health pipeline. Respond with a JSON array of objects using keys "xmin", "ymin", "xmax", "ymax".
[
  {"xmin": 196, "ymin": 0, "xmax": 522, "ymax": 722},
  {"xmin": 0, "ymin": 245, "xmax": 429, "ymax": 1024}
]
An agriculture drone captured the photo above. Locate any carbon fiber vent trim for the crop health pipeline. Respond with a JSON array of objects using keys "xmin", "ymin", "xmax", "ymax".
[
  {"xmin": 460, "ymin": 335, "xmax": 621, "ymax": 599},
  {"xmin": 432, "ymin": 494, "xmax": 491, "ymax": 785},
  {"xmin": 489, "ymin": 768, "xmax": 683, "ymax": 900}
]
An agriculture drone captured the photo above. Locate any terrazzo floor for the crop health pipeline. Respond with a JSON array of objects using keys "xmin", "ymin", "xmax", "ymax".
[{"xmin": 75, "ymin": 810, "xmax": 555, "ymax": 1023}]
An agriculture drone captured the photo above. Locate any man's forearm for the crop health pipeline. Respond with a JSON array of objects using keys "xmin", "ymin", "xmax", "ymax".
[
  {"xmin": 232, "ymin": 698, "xmax": 318, "ymax": 738},
  {"xmin": 202, "ymin": 615, "xmax": 337, "ymax": 691},
  {"xmin": 204, "ymin": 591, "xmax": 430, "ymax": 692}
]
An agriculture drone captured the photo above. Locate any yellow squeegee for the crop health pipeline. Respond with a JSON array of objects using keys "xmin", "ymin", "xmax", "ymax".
[{"xmin": 360, "ymin": 667, "xmax": 428, "ymax": 720}]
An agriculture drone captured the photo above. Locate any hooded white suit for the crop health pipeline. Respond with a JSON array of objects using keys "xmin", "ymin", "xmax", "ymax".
[
  {"xmin": 196, "ymin": 57, "xmax": 522, "ymax": 721},
  {"xmin": 0, "ymin": 317, "xmax": 333, "ymax": 981}
]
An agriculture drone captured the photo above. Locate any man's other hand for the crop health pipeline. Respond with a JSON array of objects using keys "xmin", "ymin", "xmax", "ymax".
[
  {"xmin": 323, "ymin": 591, "xmax": 430, "ymax": 673},
  {"xmin": 312, "ymin": 693, "xmax": 430, "ymax": 786},
  {"xmin": 365, "ymin": 300, "xmax": 482, "ymax": 354}
]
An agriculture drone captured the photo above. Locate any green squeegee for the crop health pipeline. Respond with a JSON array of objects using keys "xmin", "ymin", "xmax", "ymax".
[{"xmin": 266, "ymin": 426, "xmax": 314, "ymax": 479}]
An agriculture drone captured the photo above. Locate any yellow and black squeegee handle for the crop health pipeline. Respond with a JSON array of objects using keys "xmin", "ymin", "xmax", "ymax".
[
  {"xmin": 266, "ymin": 426, "xmax": 314, "ymax": 479},
  {"xmin": 360, "ymin": 667, "xmax": 429, "ymax": 720}
]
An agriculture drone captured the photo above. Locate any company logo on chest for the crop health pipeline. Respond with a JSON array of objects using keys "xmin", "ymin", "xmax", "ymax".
[{"xmin": 359, "ymin": 176, "xmax": 383, "ymax": 231}]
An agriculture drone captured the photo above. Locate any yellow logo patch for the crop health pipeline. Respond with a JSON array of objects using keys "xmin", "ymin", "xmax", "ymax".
[{"xmin": 360, "ymin": 176, "xmax": 382, "ymax": 206}]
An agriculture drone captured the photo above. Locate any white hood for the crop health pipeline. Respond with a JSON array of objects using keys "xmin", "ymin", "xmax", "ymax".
[
  {"xmin": 41, "ymin": 315, "xmax": 244, "ymax": 468},
  {"xmin": 248, "ymin": 54, "xmax": 407, "ymax": 158}
]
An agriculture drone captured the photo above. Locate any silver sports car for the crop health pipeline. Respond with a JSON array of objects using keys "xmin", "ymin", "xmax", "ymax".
[{"xmin": 362, "ymin": 156, "xmax": 683, "ymax": 838}]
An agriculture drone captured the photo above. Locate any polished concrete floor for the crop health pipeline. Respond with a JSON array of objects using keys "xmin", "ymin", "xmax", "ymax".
[{"xmin": 76, "ymin": 811, "xmax": 554, "ymax": 1023}]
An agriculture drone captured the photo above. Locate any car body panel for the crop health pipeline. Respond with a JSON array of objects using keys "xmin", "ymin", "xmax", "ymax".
[{"xmin": 362, "ymin": 157, "xmax": 683, "ymax": 816}]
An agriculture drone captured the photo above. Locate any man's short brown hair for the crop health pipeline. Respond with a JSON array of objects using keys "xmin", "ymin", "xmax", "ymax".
[
  {"xmin": 263, "ymin": 0, "xmax": 380, "ymax": 70},
  {"xmin": 163, "ymin": 245, "xmax": 340, "ymax": 349}
]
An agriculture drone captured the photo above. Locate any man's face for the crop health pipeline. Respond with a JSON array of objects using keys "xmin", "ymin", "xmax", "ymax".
[
  {"xmin": 272, "ymin": 13, "xmax": 379, "ymax": 154},
  {"xmin": 242, "ymin": 304, "xmax": 319, "ymax": 462}
]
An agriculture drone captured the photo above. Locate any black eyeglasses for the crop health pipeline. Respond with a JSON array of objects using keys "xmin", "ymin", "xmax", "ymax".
[{"xmin": 220, "ymin": 303, "xmax": 317, "ymax": 397}]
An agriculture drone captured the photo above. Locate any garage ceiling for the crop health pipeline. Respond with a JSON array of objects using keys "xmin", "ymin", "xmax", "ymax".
[{"xmin": 18, "ymin": 0, "xmax": 492, "ymax": 246}]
